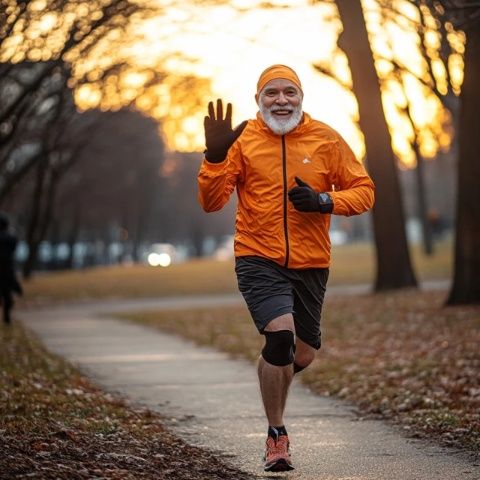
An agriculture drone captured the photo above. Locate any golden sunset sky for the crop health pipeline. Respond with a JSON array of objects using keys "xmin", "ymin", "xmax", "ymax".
[
  {"xmin": 116, "ymin": 0, "xmax": 462, "ymax": 165},
  {"xmin": 140, "ymin": 0, "xmax": 359, "ymax": 153},
  {"xmin": 2, "ymin": 0, "xmax": 465, "ymax": 165}
]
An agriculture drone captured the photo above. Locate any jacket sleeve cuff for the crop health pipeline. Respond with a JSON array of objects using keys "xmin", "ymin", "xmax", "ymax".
[
  {"xmin": 202, "ymin": 157, "xmax": 227, "ymax": 168},
  {"xmin": 199, "ymin": 156, "xmax": 230, "ymax": 178}
]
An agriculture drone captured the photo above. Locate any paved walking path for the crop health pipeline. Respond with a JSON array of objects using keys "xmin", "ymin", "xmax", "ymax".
[{"xmin": 19, "ymin": 294, "xmax": 478, "ymax": 480}]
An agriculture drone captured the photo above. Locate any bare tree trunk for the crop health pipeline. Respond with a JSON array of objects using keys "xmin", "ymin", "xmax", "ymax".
[
  {"xmin": 336, "ymin": 0, "xmax": 417, "ymax": 291},
  {"xmin": 390, "ymin": 60, "xmax": 434, "ymax": 256},
  {"xmin": 22, "ymin": 160, "xmax": 60, "ymax": 277},
  {"xmin": 131, "ymin": 216, "xmax": 142, "ymax": 263},
  {"xmin": 191, "ymin": 223, "xmax": 205, "ymax": 258},
  {"xmin": 412, "ymin": 143, "xmax": 434, "ymax": 255},
  {"xmin": 66, "ymin": 207, "xmax": 81, "ymax": 269},
  {"xmin": 23, "ymin": 158, "xmax": 48, "ymax": 278},
  {"xmin": 447, "ymin": 23, "xmax": 480, "ymax": 305}
]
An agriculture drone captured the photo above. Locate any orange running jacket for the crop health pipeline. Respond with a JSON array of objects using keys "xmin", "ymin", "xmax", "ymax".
[{"xmin": 198, "ymin": 112, "xmax": 375, "ymax": 269}]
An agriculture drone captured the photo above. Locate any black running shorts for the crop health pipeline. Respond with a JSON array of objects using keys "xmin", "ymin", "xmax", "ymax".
[{"xmin": 235, "ymin": 256, "xmax": 329, "ymax": 350}]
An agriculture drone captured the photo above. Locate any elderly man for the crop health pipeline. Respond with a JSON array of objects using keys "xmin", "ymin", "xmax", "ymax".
[{"xmin": 198, "ymin": 65, "xmax": 374, "ymax": 472}]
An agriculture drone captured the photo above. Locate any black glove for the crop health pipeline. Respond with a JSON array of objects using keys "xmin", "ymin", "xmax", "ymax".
[
  {"xmin": 204, "ymin": 99, "xmax": 247, "ymax": 163},
  {"xmin": 288, "ymin": 176, "xmax": 334, "ymax": 213}
]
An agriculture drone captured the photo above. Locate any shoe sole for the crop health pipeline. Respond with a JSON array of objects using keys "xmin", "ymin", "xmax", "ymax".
[{"xmin": 264, "ymin": 458, "xmax": 294, "ymax": 472}]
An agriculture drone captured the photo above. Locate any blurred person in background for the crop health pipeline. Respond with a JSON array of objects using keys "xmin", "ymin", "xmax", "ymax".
[
  {"xmin": 198, "ymin": 65, "xmax": 374, "ymax": 472},
  {"xmin": 0, "ymin": 213, "xmax": 23, "ymax": 324}
]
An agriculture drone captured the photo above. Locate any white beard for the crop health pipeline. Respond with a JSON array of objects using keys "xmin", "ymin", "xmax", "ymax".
[{"xmin": 259, "ymin": 101, "xmax": 303, "ymax": 135}]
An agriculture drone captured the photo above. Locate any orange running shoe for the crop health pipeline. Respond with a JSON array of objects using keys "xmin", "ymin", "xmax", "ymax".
[{"xmin": 264, "ymin": 434, "xmax": 294, "ymax": 472}]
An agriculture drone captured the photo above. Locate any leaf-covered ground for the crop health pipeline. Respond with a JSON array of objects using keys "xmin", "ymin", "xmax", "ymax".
[
  {"xmin": 123, "ymin": 289, "xmax": 480, "ymax": 459},
  {"xmin": 0, "ymin": 322, "xmax": 256, "ymax": 480}
]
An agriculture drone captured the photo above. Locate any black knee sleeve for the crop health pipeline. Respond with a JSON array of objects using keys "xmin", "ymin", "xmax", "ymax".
[{"xmin": 262, "ymin": 330, "xmax": 295, "ymax": 366}]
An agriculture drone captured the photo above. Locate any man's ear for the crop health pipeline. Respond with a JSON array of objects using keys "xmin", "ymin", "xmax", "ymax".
[{"xmin": 255, "ymin": 93, "xmax": 259, "ymax": 105}]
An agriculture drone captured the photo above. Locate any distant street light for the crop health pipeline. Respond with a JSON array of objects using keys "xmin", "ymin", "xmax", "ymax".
[{"xmin": 147, "ymin": 252, "xmax": 171, "ymax": 267}]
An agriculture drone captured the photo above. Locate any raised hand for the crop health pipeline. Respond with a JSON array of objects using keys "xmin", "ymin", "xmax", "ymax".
[{"xmin": 204, "ymin": 99, "xmax": 247, "ymax": 163}]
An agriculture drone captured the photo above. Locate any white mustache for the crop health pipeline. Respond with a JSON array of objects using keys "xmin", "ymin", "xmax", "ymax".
[{"xmin": 270, "ymin": 106, "xmax": 293, "ymax": 112}]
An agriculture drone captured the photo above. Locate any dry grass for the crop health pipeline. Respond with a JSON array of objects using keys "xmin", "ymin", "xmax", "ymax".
[
  {"xmin": 21, "ymin": 259, "xmax": 238, "ymax": 305},
  {"xmin": 120, "ymin": 288, "xmax": 480, "ymax": 458},
  {"xmin": 22, "ymin": 240, "xmax": 452, "ymax": 304},
  {"xmin": 330, "ymin": 238, "xmax": 452, "ymax": 284}
]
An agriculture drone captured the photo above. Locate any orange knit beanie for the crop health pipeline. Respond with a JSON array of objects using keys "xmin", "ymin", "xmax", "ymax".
[{"xmin": 256, "ymin": 64, "xmax": 302, "ymax": 94}]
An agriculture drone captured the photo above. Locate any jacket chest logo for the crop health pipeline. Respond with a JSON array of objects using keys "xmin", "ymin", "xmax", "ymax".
[{"xmin": 302, "ymin": 158, "xmax": 311, "ymax": 164}]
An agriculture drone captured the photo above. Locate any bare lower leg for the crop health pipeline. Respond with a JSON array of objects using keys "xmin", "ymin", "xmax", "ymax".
[
  {"xmin": 258, "ymin": 313, "xmax": 295, "ymax": 427},
  {"xmin": 258, "ymin": 356, "xmax": 293, "ymax": 426},
  {"xmin": 293, "ymin": 337, "xmax": 316, "ymax": 373}
]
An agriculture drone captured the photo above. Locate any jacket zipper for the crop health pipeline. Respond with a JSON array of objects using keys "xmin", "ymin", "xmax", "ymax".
[{"xmin": 281, "ymin": 135, "xmax": 290, "ymax": 268}]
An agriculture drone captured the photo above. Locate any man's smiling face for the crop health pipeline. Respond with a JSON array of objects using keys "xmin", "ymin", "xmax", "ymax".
[{"xmin": 256, "ymin": 78, "xmax": 303, "ymax": 135}]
